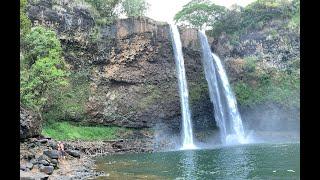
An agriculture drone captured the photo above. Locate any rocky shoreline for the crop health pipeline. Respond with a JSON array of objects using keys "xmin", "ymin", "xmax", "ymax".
[{"xmin": 20, "ymin": 135, "xmax": 154, "ymax": 180}]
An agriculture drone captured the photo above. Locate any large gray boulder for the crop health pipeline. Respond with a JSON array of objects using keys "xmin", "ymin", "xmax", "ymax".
[{"xmin": 20, "ymin": 105, "xmax": 42, "ymax": 139}]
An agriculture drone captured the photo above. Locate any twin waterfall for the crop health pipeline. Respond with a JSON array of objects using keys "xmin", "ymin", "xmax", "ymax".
[
  {"xmin": 198, "ymin": 31, "xmax": 247, "ymax": 145},
  {"xmin": 170, "ymin": 24, "xmax": 247, "ymax": 150},
  {"xmin": 170, "ymin": 24, "xmax": 197, "ymax": 150}
]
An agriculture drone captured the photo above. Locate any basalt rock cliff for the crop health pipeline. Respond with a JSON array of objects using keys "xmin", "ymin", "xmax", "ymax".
[{"xmin": 26, "ymin": 0, "xmax": 215, "ymax": 132}]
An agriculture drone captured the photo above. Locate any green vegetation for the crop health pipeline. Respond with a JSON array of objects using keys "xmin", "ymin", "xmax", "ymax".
[
  {"xmin": 174, "ymin": 0, "xmax": 226, "ymax": 29},
  {"xmin": 42, "ymin": 121, "xmax": 129, "ymax": 140},
  {"xmin": 212, "ymin": 0, "xmax": 299, "ymax": 36},
  {"xmin": 20, "ymin": 0, "xmax": 31, "ymax": 37},
  {"xmin": 43, "ymin": 69, "xmax": 90, "ymax": 122},
  {"xmin": 23, "ymin": 26, "xmax": 63, "ymax": 66},
  {"xmin": 233, "ymin": 58, "xmax": 300, "ymax": 107},
  {"xmin": 20, "ymin": 27, "xmax": 69, "ymax": 112},
  {"xmin": 189, "ymin": 81, "xmax": 209, "ymax": 104},
  {"xmin": 139, "ymin": 85, "xmax": 162, "ymax": 109},
  {"xmin": 85, "ymin": 0, "xmax": 121, "ymax": 25},
  {"xmin": 175, "ymin": 0, "xmax": 300, "ymax": 36},
  {"xmin": 121, "ymin": 0, "xmax": 149, "ymax": 17}
]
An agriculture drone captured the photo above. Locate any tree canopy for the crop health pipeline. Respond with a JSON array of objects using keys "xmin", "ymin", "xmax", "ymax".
[
  {"xmin": 121, "ymin": 0, "xmax": 150, "ymax": 17},
  {"xmin": 174, "ymin": 0, "xmax": 226, "ymax": 29}
]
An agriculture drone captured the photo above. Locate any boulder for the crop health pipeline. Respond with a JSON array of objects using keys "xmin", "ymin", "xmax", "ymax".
[
  {"xmin": 25, "ymin": 162, "xmax": 34, "ymax": 170},
  {"xmin": 37, "ymin": 139, "xmax": 48, "ymax": 144},
  {"xmin": 50, "ymin": 159, "xmax": 58, "ymax": 165},
  {"xmin": 30, "ymin": 158, "xmax": 38, "ymax": 165},
  {"xmin": 43, "ymin": 150, "xmax": 59, "ymax": 159},
  {"xmin": 38, "ymin": 155, "xmax": 50, "ymax": 162},
  {"xmin": 20, "ymin": 170, "xmax": 49, "ymax": 180},
  {"xmin": 65, "ymin": 150, "xmax": 80, "ymax": 158},
  {"xmin": 39, "ymin": 160, "xmax": 49, "ymax": 166},
  {"xmin": 48, "ymin": 140, "xmax": 58, "ymax": 149},
  {"xmin": 20, "ymin": 105, "xmax": 42, "ymax": 139},
  {"xmin": 39, "ymin": 165, "xmax": 54, "ymax": 175},
  {"xmin": 20, "ymin": 165, "xmax": 27, "ymax": 171}
]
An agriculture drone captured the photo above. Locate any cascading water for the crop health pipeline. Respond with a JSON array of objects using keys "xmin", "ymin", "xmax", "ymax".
[
  {"xmin": 198, "ymin": 31, "xmax": 247, "ymax": 145},
  {"xmin": 169, "ymin": 24, "xmax": 196, "ymax": 149}
]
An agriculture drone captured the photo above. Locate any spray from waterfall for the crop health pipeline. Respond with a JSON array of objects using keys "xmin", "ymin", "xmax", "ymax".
[
  {"xmin": 169, "ymin": 23, "xmax": 197, "ymax": 150},
  {"xmin": 198, "ymin": 30, "xmax": 248, "ymax": 145}
]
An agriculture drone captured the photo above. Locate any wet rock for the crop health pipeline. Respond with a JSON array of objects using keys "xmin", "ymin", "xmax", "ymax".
[
  {"xmin": 66, "ymin": 150, "xmax": 80, "ymax": 158},
  {"xmin": 39, "ymin": 160, "xmax": 49, "ymax": 166},
  {"xmin": 43, "ymin": 150, "xmax": 59, "ymax": 159},
  {"xmin": 39, "ymin": 165, "xmax": 54, "ymax": 175}
]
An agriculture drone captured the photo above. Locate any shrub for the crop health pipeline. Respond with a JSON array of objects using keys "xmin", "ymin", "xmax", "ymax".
[
  {"xmin": 243, "ymin": 56, "xmax": 258, "ymax": 73},
  {"xmin": 121, "ymin": 0, "xmax": 150, "ymax": 17},
  {"xmin": 23, "ymin": 26, "xmax": 62, "ymax": 66},
  {"xmin": 233, "ymin": 66, "xmax": 299, "ymax": 107},
  {"xmin": 85, "ymin": 0, "xmax": 121, "ymax": 24},
  {"xmin": 174, "ymin": 0, "xmax": 226, "ymax": 29},
  {"xmin": 43, "ymin": 69, "xmax": 90, "ymax": 122},
  {"xmin": 20, "ymin": 0, "xmax": 31, "ymax": 37},
  {"xmin": 21, "ymin": 50, "xmax": 69, "ymax": 110},
  {"xmin": 20, "ymin": 27, "xmax": 69, "ymax": 112}
]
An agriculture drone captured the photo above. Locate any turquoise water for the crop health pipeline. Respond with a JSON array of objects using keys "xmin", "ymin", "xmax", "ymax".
[{"xmin": 94, "ymin": 143, "xmax": 300, "ymax": 179}]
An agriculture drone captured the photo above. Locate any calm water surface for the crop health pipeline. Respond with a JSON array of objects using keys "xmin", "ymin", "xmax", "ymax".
[{"xmin": 94, "ymin": 142, "xmax": 300, "ymax": 179}]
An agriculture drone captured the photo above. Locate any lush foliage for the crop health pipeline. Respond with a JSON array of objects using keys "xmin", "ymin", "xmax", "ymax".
[
  {"xmin": 85, "ymin": 0, "xmax": 121, "ymax": 25},
  {"xmin": 20, "ymin": 0, "xmax": 31, "ymax": 36},
  {"xmin": 20, "ymin": 27, "xmax": 69, "ymax": 111},
  {"xmin": 174, "ymin": 0, "xmax": 226, "ymax": 29},
  {"xmin": 23, "ymin": 26, "xmax": 63, "ymax": 66},
  {"xmin": 42, "ymin": 122, "xmax": 129, "ymax": 140},
  {"xmin": 121, "ymin": 0, "xmax": 149, "ymax": 17},
  {"xmin": 233, "ymin": 57, "xmax": 300, "ymax": 107},
  {"xmin": 175, "ymin": 0, "xmax": 299, "ymax": 35},
  {"xmin": 43, "ymin": 69, "xmax": 90, "ymax": 122},
  {"xmin": 211, "ymin": 0, "xmax": 299, "ymax": 36}
]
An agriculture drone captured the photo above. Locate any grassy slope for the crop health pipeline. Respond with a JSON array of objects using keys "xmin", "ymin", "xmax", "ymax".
[{"xmin": 42, "ymin": 121, "xmax": 131, "ymax": 141}]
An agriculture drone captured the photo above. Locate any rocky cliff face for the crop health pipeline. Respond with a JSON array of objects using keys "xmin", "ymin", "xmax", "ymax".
[
  {"xmin": 20, "ymin": 105, "xmax": 42, "ymax": 139},
  {"xmin": 211, "ymin": 19, "xmax": 300, "ymax": 132},
  {"xmin": 213, "ymin": 19, "xmax": 300, "ymax": 79},
  {"xmin": 26, "ymin": 0, "xmax": 215, "ymax": 131}
]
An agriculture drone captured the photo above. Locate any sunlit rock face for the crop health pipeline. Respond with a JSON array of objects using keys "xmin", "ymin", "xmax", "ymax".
[{"xmin": 26, "ymin": 0, "xmax": 215, "ymax": 130}]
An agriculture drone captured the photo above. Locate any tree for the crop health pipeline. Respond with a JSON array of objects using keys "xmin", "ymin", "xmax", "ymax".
[
  {"xmin": 121, "ymin": 0, "xmax": 150, "ymax": 17},
  {"xmin": 20, "ymin": 0, "xmax": 31, "ymax": 37},
  {"xmin": 20, "ymin": 27, "xmax": 69, "ymax": 112},
  {"xmin": 174, "ymin": 0, "xmax": 226, "ymax": 30},
  {"xmin": 23, "ymin": 26, "xmax": 62, "ymax": 67},
  {"xmin": 85, "ymin": 0, "xmax": 121, "ymax": 20}
]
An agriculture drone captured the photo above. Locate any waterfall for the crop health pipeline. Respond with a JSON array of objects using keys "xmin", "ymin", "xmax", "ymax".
[
  {"xmin": 169, "ymin": 24, "xmax": 197, "ymax": 149},
  {"xmin": 198, "ymin": 31, "xmax": 247, "ymax": 145}
]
